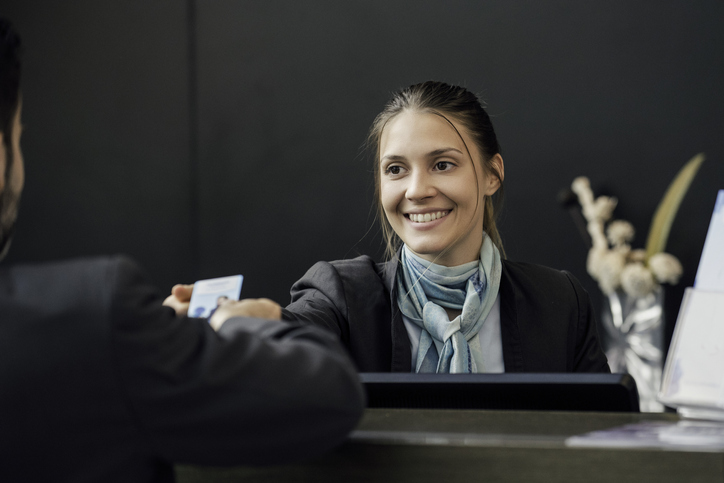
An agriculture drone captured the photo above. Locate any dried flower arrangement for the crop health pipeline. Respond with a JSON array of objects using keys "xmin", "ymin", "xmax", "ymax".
[{"xmin": 571, "ymin": 154, "xmax": 705, "ymax": 298}]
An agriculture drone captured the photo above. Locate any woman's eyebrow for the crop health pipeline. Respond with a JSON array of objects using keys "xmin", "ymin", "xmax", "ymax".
[
  {"xmin": 380, "ymin": 154, "xmax": 405, "ymax": 163},
  {"xmin": 382, "ymin": 147, "xmax": 463, "ymax": 162},
  {"xmin": 427, "ymin": 147, "xmax": 463, "ymax": 157}
]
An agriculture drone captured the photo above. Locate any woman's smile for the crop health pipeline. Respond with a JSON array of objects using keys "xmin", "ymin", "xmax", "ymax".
[{"xmin": 406, "ymin": 210, "xmax": 450, "ymax": 224}]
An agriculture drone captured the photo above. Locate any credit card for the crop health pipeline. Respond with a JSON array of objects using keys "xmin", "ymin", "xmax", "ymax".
[{"xmin": 188, "ymin": 275, "xmax": 244, "ymax": 318}]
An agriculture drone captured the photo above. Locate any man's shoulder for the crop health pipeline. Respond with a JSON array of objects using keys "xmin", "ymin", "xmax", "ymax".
[
  {"xmin": 1, "ymin": 255, "xmax": 146, "ymax": 303},
  {"xmin": 3, "ymin": 254, "xmax": 140, "ymax": 281}
]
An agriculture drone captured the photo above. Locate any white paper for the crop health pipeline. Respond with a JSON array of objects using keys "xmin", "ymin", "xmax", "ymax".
[
  {"xmin": 695, "ymin": 190, "xmax": 724, "ymax": 291},
  {"xmin": 659, "ymin": 289, "xmax": 724, "ymax": 410}
]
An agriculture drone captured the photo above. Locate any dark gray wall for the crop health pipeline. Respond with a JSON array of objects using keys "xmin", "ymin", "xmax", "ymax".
[{"xmin": 4, "ymin": 1, "xmax": 724, "ymax": 348}]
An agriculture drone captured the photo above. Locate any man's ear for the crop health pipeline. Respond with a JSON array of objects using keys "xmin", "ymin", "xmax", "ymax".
[{"xmin": 484, "ymin": 153, "xmax": 504, "ymax": 195}]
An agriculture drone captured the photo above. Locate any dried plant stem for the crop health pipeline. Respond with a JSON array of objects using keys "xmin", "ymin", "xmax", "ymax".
[{"xmin": 644, "ymin": 153, "xmax": 705, "ymax": 261}]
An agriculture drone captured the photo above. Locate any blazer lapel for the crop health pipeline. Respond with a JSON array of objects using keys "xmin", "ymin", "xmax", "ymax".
[
  {"xmin": 382, "ymin": 255, "xmax": 412, "ymax": 372},
  {"xmin": 500, "ymin": 261, "xmax": 525, "ymax": 372}
]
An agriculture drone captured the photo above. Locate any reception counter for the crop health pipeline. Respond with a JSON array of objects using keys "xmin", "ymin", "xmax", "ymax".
[{"xmin": 176, "ymin": 408, "xmax": 724, "ymax": 483}]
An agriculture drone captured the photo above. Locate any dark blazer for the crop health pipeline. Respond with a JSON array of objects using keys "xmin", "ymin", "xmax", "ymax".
[
  {"xmin": 283, "ymin": 255, "xmax": 610, "ymax": 373},
  {"xmin": 0, "ymin": 256, "xmax": 364, "ymax": 483}
]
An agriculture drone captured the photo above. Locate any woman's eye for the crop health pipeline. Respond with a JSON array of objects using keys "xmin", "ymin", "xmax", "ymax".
[
  {"xmin": 435, "ymin": 161, "xmax": 453, "ymax": 171},
  {"xmin": 385, "ymin": 165, "xmax": 402, "ymax": 175}
]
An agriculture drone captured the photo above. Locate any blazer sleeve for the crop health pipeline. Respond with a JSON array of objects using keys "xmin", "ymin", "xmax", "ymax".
[
  {"xmin": 108, "ymin": 256, "xmax": 364, "ymax": 466},
  {"xmin": 281, "ymin": 261, "xmax": 352, "ymax": 344},
  {"xmin": 281, "ymin": 258, "xmax": 399, "ymax": 373}
]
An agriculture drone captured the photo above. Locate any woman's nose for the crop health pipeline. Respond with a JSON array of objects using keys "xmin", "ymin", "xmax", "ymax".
[{"xmin": 405, "ymin": 171, "xmax": 436, "ymax": 201}]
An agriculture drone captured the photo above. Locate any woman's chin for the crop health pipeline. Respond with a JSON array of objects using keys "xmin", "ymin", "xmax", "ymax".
[{"xmin": 403, "ymin": 243, "xmax": 446, "ymax": 263}]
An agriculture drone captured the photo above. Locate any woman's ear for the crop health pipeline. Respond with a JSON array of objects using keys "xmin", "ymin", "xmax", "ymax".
[
  {"xmin": 0, "ymin": 132, "xmax": 5, "ymax": 192},
  {"xmin": 484, "ymin": 153, "xmax": 504, "ymax": 195}
]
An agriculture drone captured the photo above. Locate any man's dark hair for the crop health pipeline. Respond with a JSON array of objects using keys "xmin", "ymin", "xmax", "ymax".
[{"xmin": 0, "ymin": 17, "xmax": 22, "ymax": 178}]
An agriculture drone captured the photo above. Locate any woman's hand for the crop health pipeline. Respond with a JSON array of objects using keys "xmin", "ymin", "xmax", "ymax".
[
  {"xmin": 163, "ymin": 284, "xmax": 194, "ymax": 316},
  {"xmin": 209, "ymin": 298, "xmax": 282, "ymax": 331}
]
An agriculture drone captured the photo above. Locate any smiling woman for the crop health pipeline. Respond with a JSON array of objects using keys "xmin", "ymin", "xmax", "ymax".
[
  {"xmin": 165, "ymin": 81, "xmax": 610, "ymax": 374},
  {"xmin": 277, "ymin": 81, "xmax": 610, "ymax": 374}
]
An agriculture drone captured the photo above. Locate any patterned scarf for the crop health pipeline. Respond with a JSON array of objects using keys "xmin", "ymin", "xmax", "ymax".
[{"xmin": 396, "ymin": 235, "xmax": 502, "ymax": 373}]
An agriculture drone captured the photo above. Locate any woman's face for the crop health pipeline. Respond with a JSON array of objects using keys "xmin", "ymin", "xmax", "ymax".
[{"xmin": 379, "ymin": 110, "xmax": 500, "ymax": 266}]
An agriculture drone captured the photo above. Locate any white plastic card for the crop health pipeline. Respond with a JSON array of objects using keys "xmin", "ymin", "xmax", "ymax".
[{"xmin": 188, "ymin": 275, "xmax": 243, "ymax": 318}]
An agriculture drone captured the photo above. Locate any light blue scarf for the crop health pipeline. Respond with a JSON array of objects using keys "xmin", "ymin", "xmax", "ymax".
[{"xmin": 396, "ymin": 235, "xmax": 502, "ymax": 373}]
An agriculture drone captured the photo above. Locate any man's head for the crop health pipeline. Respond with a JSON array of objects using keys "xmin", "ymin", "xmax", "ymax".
[{"xmin": 0, "ymin": 18, "xmax": 23, "ymax": 260}]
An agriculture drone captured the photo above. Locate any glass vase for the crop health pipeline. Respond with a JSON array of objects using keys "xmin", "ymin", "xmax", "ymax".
[{"xmin": 601, "ymin": 287, "xmax": 664, "ymax": 412}]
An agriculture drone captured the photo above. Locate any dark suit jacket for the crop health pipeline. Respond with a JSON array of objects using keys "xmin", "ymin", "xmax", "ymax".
[
  {"xmin": 283, "ymin": 255, "xmax": 610, "ymax": 373},
  {"xmin": 0, "ymin": 256, "xmax": 364, "ymax": 483}
]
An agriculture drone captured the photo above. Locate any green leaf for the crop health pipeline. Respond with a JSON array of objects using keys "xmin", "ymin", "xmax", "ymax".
[{"xmin": 645, "ymin": 153, "xmax": 705, "ymax": 261}]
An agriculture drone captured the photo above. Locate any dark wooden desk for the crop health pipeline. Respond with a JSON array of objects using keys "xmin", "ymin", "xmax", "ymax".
[{"xmin": 176, "ymin": 409, "xmax": 724, "ymax": 483}]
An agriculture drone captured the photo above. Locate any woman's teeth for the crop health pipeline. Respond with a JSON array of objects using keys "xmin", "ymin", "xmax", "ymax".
[{"xmin": 409, "ymin": 211, "xmax": 449, "ymax": 223}]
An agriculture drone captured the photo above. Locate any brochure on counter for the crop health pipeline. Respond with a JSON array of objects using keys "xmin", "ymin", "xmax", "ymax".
[{"xmin": 566, "ymin": 420, "xmax": 724, "ymax": 451}]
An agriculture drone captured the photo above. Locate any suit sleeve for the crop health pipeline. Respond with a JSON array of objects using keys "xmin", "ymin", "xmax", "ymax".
[
  {"xmin": 564, "ymin": 271, "xmax": 611, "ymax": 373},
  {"xmin": 107, "ymin": 256, "xmax": 364, "ymax": 466}
]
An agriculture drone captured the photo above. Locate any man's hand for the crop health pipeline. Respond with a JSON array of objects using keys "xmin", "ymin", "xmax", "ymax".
[
  {"xmin": 209, "ymin": 298, "xmax": 282, "ymax": 331},
  {"xmin": 163, "ymin": 284, "xmax": 194, "ymax": 316}
]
